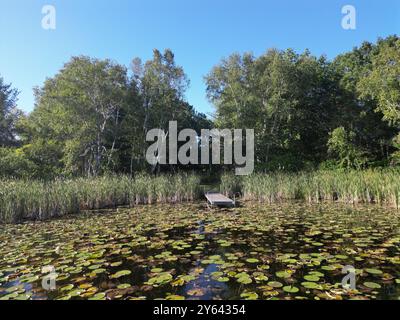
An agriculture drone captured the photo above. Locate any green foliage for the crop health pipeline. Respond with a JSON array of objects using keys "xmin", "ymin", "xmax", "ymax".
[
  {"xmin": 206, "ymin": 49, "xmax": 341, "ymax": 167},
  {"xmin": 3, "ymin": 37, "xmax": 400, "ymax": 177},
  {"xmin": 206, "ymin": 36, "xmax": 400, "ymax": 171},
  {"xmin": 358, "ymin": 36, "xmax": 400, "ymax": 126},
  {"xmin": 327, "ymin": 127, "xmax": 369, "ymax": 169},
  {"xmin": 0, "ymin": 77, "xmax": 21, "ymax": 147},
  {"xmin": 30, "ymin": 56, "xmax": 130, "ymax": 177},
  {"xmin": 0, "ymin": 148, "xmax": 37, "ymax": 178},
  {"xmin": 332, "ymin": 36, "xmax": 399, "ymax": 163},
  {"xmin": 23, "ymin": 51, "xmax": 210, "ymax": 177}
]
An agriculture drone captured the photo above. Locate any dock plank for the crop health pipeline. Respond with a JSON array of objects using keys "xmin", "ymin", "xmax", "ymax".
[{"xmin": 205, "ymin": 192, "xmax": 235, "ymax": 207}]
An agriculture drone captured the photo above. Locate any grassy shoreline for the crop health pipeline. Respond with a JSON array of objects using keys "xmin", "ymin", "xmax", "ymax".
[
  {"xmin": 1, "ymin": 169, "xmax": 400, "ymax": 223},
  {"xmin": 222, "ymin": 169, "xmax": 400, "ymax": 207},
  {"xmin": 0, "ymin": 174, "xmax": 201, "ymax": 223}
]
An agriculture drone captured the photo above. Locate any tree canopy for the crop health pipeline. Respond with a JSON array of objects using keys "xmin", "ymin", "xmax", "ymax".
[{"xmin": 1, "ymin": 37, "xmax": 399, "ymax": 178}]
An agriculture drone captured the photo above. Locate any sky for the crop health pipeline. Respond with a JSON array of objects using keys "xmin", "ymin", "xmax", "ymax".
[{"xmin": 0, "ymin": 0, "xmax": 399, "ymax": 116}]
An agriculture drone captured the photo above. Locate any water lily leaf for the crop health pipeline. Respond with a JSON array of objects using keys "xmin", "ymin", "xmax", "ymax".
[
  {"xmin": 110, "ymin": 261, "xmax": 123, "ymax": 267},
  {"xmin": 60, "ymin": 284, "xmax": 74, "ymax": 292},
  {"xmin": 211, "ymin": 272, "xmax": 223, "ymax": 279},
  {"xmin": 237, "ymin": 276, "xmax": 252, "ymax": 284},
  {"xmin": 321, "ymin": 265, "xmax": 337, "ymax": 271},
  {"xmin": 267, "ymin": 281, "xmax": 283, "ymax": 288},
  {"xmin": 304, "ymin": 275, "xmax": 320, "ymax": 282},
  {"xmin": 365, "ymin": 268, "xmax": 383, "ymax": 275},
  {"xmin": 301, "ymin": 282, "xmax": 322, "ymax": 290},
  {"xmin": 246, "ymin": 258, "xmax": 259, "ymax": 264},
  {"xmin": 240, "ymin": 292, "xmax": 259, "ymax": 300},
  {"xmin": 166, "ymin": 295, "xmax": 185, "ymax": 300},
  {"xmin": 363, "ymin": 282, "xmax": 381, "ymax": 289},
  {"xmin": 88, "ymin": 293, "xmax": 106, "ymax": 300},
  {"xmin": 110, "ymin": 270, "xmax": 132, "ymax": 279},
  {"xmin": 216, "ymin": 276, "xmax": 229, "ymax": 282},
  {"xmin": 283, "ymin": 286, "xmax": 299, "ymax": 293},
  {"xmin": 276, "ymin": 271, "xmax": 291, "ymax": 279},
  {"xmin": 0, "ymin": 292, "xmax": 18, "ymax": 300}
]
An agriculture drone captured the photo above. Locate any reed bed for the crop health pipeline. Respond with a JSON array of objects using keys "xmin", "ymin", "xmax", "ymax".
[
  {"xmin": 2, "ymin": 169, "xmax": 399, "ymax": 223},
  {"xmin": 0, "ymin": 174, "xmax": 201, "ymax": 223},
  {"xmin": 221, "ymin": 169, "xmax": 400, "ymax": 208}
]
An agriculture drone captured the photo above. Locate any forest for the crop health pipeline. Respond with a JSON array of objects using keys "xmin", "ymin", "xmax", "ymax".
[{"xmin": 1, "ymin": 35, "xmax": 399, "ymax": 179}]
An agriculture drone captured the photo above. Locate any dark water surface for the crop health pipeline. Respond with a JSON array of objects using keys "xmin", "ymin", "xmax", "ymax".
[{"xmin": 0, "ymin": 202, "xmax": 399, "ymax": 300}]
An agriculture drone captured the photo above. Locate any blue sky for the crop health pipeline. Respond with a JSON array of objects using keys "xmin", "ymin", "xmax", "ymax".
[{"xmin": 0, "ymin": 0, "xmax": 398, "ymax": 116}]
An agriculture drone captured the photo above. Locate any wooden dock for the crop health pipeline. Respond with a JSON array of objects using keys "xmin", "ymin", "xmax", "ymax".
[{"xmin": 205, "ymin": 192, "xmax": 235, "ymax": 207}]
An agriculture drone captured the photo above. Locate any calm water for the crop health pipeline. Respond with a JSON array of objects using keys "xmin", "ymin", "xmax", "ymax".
[{"xmin": 0, "ymin": 202, "xmax": 399, "ymax": 300}]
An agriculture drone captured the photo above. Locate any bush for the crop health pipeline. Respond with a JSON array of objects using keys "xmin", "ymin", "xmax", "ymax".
[{"xmin": 0, "ymin": 147, "xmax": 38, "ymax": 179}]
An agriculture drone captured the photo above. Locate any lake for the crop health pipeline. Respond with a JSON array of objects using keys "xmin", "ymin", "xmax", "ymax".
[{"xmin": 0, "ymin": 202, "xmax": 399, "ymax": 300}]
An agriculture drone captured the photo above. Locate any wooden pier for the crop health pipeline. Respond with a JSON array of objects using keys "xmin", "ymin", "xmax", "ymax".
[{"xmin": 205, "ymin": 192, "xmax": 235, "ymax": 207}]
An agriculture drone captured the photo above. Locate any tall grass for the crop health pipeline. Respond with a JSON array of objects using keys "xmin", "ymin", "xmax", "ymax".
[
  {"xmin": 2, "ymin": 169, "xmax": 399, "ymax": 223},
  {"xmin": 221, "ymin": 169, "xmax": 400, "ymax": 208},
  {"xmin": 0, "ymin": 174, "xmax": 201, "ymax": 223}
]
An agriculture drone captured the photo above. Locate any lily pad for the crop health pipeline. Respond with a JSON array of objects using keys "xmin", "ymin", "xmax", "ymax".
[
  {"xmin": 363, "ymin": 282, "xmax": 381, "ymax": 289},
  {"xmin": 110, "ymin": 270, "xmax": 132, "ymax": 279},
  {"xmin": 283, "ymin": 286, "xmax": 299, "ymax": 293}
]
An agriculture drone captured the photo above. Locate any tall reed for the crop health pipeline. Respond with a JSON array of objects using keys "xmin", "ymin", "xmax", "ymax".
[
  {"xmin": 221, "ymin": 169, "xmax": 400, "ymax": 207},
  {"xmin": 0, "ymin": 174, "xmax": 201, "ymax": 223}
]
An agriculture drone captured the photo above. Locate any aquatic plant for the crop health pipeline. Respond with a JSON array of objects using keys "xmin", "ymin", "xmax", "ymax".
[
  {"xmin": 221, "ymin": 169, "xmax": 400, "ymax": 207},
  {"xmin": 0, "ymin": 203, "xmax": 399, "ymax": 300},
  {"xmin": 0, "ymin": 174, "xmax": 201, "ymax": 223}
]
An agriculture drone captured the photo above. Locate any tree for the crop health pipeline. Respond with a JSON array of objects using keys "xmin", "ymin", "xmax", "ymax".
[
  {"xmin": 29, "ymin": 56, "xmax": 129, "ymax": 176},
  {"xmin": 24, "ymin": 50, "xmax": 210, "ymax": 177},
  {"xmin": 0, "ymin": 76, "xmax": 21, "ymax": 147},
  {"xmin": 331, "ymin": 36, "xmax": 399, "ymax": 165},
  {"xmin": 206, "ymin": 49, "xmax": 340, "ymax": 170},
  {"xmin": 327, "ymin": 127, "xmax": 368, "ymax": 169},
  {"xmin": 358, "ymin": 36, "xmax": 400, "ymax": 126},
  {"xmin": 129, "ymin": 49, "xmax": 209, "ymax": 173}
]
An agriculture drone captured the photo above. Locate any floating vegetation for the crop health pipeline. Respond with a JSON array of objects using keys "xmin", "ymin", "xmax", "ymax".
[{"xmin": 0, "ymin": 202, "xmax": 399, "ymax": 300}]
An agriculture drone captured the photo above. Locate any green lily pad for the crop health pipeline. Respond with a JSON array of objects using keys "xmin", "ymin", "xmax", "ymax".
[
  {"xmin": 60, "ymin": 284, "xmax": 74, "ymax": 292},
  {"xmin": 237, "ymin": 276, "xmax": 252, "ymax": 284},
  {"xmin": 240, "ymin": 292, "xmax": 259, "ymax": 300},
  {"xmin": 304, "ymin": 275, "xmax": 320, "ymax": 282},
  {"xmin": 166, "ymin": 295, "xmax": 185, "ymax": 300},
  {"xmin": 217, "ymin": 277, "xmax": 230, "ymax": 282},
  {"xmin": 283, "ymin": 286, "xmax": 299, "ymax": 293},
  {"xmin": 276, "ymin": 271, "xmax": 291, "ymax": 279},
  {"xmin": 301, "ymin": 282, "xmax": 322, "ymax": 290},
  {"xmin": 363, "ymin": 282, "xmax": 381, "ymax": 289},
  {"xmin": 267, "ymin": 281, "xmax": 283, "ymax": 288},
  {"xmin": 88, "ymin": 293, "xmax": 106, "ymax": 300},
  {"xmin": 110, "ymin": 270, "xmax": 132, "ymax": 279},
  {"xmin": 365, "ymin": 268, "xmax": 383, "ymax": 275}
]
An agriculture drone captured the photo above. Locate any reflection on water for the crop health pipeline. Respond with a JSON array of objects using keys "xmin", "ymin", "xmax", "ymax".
[{"xmin": 0, "ymin": 202, "xmax": 399, "ymax": 300}]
